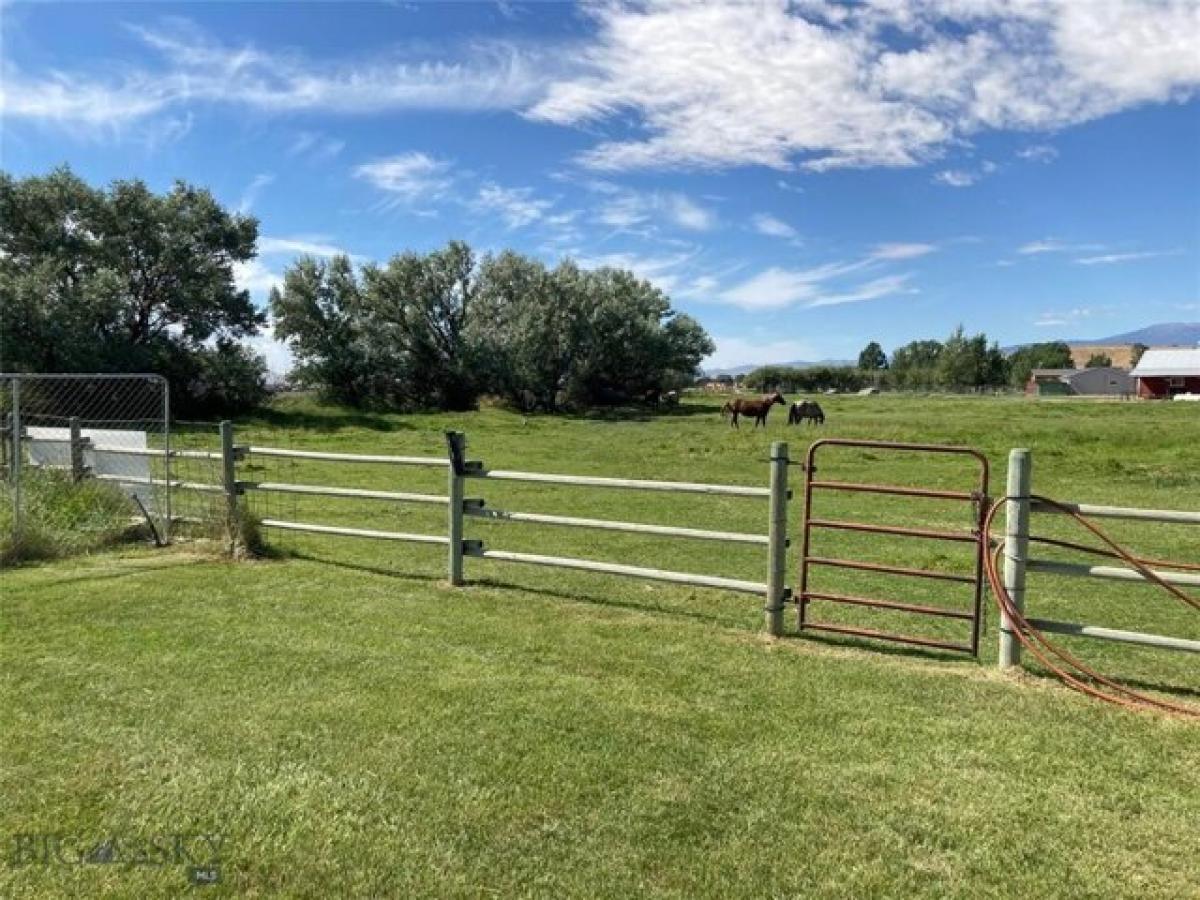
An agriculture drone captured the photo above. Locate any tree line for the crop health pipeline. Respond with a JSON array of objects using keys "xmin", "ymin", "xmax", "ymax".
[
  {"xmin": 1, "ymin": 168, "xmax": 268, "ymax": 415},
  {"xmin": 743, "ymin": 327, "xmax": 1143, "ymax": 394},
  {"xmin": 1, "ymin": 168, "xmax": 712, "ymax": 414},
  {"xmin": 270, "ymin": 243, "xmax": 712, "ymax": 412}
]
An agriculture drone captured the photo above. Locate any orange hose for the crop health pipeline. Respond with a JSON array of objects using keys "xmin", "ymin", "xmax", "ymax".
[{"xmin": 984, "ymin": 495, "xmax": 1200, "ymax": 717}]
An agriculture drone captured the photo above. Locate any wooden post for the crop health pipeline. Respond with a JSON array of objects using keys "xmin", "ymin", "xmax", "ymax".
[
  {"xmin": 445, "ymin": 431, "xmax": 466, "ymax": 585},
  {"xmin": 220, "ymin": 420, "xmax": 239, "ymax": 554},
  {"xmin": 766, "ymin": 441, "xmax": 789, "ymax": 636},
  {"xmin": 69, "ymin": 416, "xmax": 85, "ymax": 482},
  {"xmin": 1000, "ymin": 448, "xmax": 1031, "ymax": 668}
]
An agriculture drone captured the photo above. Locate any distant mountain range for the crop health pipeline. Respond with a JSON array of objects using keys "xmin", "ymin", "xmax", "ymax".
[
  {"xmin": 1064, "ymin": 322, "xmax": 1200, "ymax": 347},
  {"xmin": 704, "ymin": 359, "xmax": 854, "ymax": 378},
  {"xmin": 707, "ymin": 322, "xmax": 1199, "ymax": 377}
]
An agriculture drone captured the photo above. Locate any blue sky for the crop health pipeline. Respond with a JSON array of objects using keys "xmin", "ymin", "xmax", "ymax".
[{"xmin": 2, "ymin": 1, "xmax": 1198, "ymax": 373}]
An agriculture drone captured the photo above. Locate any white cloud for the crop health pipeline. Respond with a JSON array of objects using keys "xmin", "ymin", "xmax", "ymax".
[
  {"xmin": 473, "ymin": 183, "xmax": 554, "ymax": 229},
  {"xmin": 244, "ymin": 322, "xmax": 294, "ymax": 381},
  {"xmin": 233, "ymin": 259, "xmax": 284, "ymax": 298},
  {"xmin": 664, "ymin": 194, "xmax": 716, "ymax": 231},
  {"xmin": 594, "ymin": 188, "xmax": 716, "ymax": 233},
  {"xmin": 807, "ymin": 273, "xmax": 916, "ymax": 308},
  {"xmin": 1074, "ymin": 250, "xmax": 1176, "ymax": 265},
  {"xmin": 1, "ymin": 19, "xmax": 551, "ymax": 131},
  {"xmin": 1033, "ymin": 305, "xmax": 1112, "ymax": 326},
  {"xmin": 1018, "ymin": 144, "xmax": 1058, "ymax": 163},
  {"xmin": 237, "ymin": 173, "xmax": 274, "ymax": 214},
  {"xmin": 705, "ymin": 336, "xmax": 822, "ymax": 371},
  {"xmin": 9, "ymin": 3, "xmax": 1198, "ymax": 175},
  {"xmin": 752, "ymin": 213, "xmax": 799, "ymax": 240},
  {"xmin": 288, "ymin": 131, "xmax": 346, "ymax": 162},
  {"xmin": 571, "ymin": 251, "xmax": 693, "ymax": 294},
  {"xmin": 870, "ymin": 242, "xmax": 935, "ymax": 260},
  {"xmin": 527, "ymin": 1, "xmax": 1200, "ymax": 172},
  {"xmin": 1019, "ymin": 238, "xmax": 1104, "ymax": 255},
  {"xmin": 258, "ymin": 236, "xmax": 364, "ymax": 261},
  {"xmin": 354, "ymin": 152, "xmax": 455, "ymax": 205},
  {"xmin": 933, "ymin": 169, "xmax": 978, "ymax": 187},
  {"xmin": 717, "ymin": 258, "xmax": 901, "ymax": 311}
]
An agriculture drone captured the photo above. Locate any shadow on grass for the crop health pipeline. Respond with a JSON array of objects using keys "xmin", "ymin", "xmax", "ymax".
[
  {"xmin": 24, "ymin": 556, "xmax": 216, "ymax": 590},
  {"xmin": 284, "ymin": 549, "xmax": 739, "ymax": 627},
  {"xmin": 557, "ymin": 402, "xmax": 723, "ymax": 423},
  {"xmin": 783, "ymin": 627, "xmax": 981, "ymax": 665},
  {"xmin": 1019, "ymin": 663, "xmax": 1200, "ymax": 702},
  {"xmin": 241, "ymin": 405, "xmax": 414, "ymax": 434},
  {"xmin": 468, "ymin": 575, "xmax": 741, "ymax": 627}
]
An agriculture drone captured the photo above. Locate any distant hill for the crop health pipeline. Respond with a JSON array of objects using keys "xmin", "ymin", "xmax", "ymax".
[
  {"xmin": 713, "ymin": 323, "xmax": 1199, "ymax": 376},
  {"xmin": 1070, "ymin": 322, "xmax": 1200, "ymax": 347},
  {"xmin": 704, "ymin": 359, "xmax": 854, "ymax": 378}
]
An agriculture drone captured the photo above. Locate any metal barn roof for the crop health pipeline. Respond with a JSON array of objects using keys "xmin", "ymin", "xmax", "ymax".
[{"xmin": 1130, "ymin": 348, "xmax": 1200, "ymax": 378}]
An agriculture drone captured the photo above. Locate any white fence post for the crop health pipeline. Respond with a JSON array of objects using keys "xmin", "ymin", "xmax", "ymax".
[
  {"xmin": 766, "ymin": 440, "xmax": 789, "ymax": 636},
  {"xmin": 1000, "ymin": 448, "xmax": 1031, "ymax": 668},
  {"xmin": 446, "ymin": 431, "xmax": 466, "ymax": 585},
  {"xmin": 220, "ymin": 420, "xmax": 239, "ymax": 554}
]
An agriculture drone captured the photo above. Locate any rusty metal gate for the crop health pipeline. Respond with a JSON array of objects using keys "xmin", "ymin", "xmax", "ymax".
[{"xmin": 797, "ymin": 439, "xmax": 990, "ymax": 655}]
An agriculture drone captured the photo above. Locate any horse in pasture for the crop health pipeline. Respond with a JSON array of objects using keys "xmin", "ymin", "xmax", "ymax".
[
  {"xmin": 722, "ymin": 392, "xmax": 786, "ymax": 428},
  {"xmin": 788, "ymin": 400, "xmax": 825, "ymax": 425}
]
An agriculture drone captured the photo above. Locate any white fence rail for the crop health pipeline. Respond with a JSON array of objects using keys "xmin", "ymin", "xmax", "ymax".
[
  {"xmin": 229, "ymin": 429, "xmax": 792, "ymax": 635},
  {"xmin": 1000, "ymin": 448, "xmax": 1199, "ymax": 665}
]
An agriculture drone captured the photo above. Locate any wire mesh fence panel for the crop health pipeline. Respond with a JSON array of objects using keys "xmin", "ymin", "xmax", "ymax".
[
  {"xmin": 168, "ymin": 420, "xmax": 228, "ymax": 540},
  {"xmin": 0, "ymin": 373, "xmax": 178, "ymax": 562}
]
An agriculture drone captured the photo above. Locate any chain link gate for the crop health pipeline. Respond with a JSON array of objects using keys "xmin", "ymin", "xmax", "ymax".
[{"xmin": 1, "ymin": 374, "xmax": 172, "ymax": 560}]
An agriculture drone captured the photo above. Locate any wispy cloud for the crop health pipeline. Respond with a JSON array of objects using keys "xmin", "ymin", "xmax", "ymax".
[
  {"xmin": 7, "ymin": 3, "xmax": 1200, "ymax": 175},
  {"xmin": 1033, "ymin": 306, "xmax": 1112, "ymax": 327},
  {"xmin": 1018, "ymin": 238, "xmax": 1104, "ymax": 255},
  {"xmin": 932, "ymin": 161, "xmax": 996, "ymax": 188},
  {"xmin": 570, "ymin": 250, "xmax": 695, "ymax": 294},
  {"xmin": 807, "ymin": 274, "xmax": 916, "ymax": 308},
  {"xmin": 237, "ymin": 173, "xmax": 274, "ymax": 214},
  {"xmin": 1, "ymin": 18, "xmax": 553, "ymax": 133},
  {"xmin": 1074, "ymin": 250, "xmax": 1177, "ymax": 265},
  {"xmin": 752, "ymin": 213, "xmax": 799, "ymax": 241},
  {"xmin": 1018, "ymin": 144, "xmax": 1058, "ymax": 163},
  {"xmin": 717, "ymin": 259, "xmax": 909, "ymax": 311},
  {"xmin": 592, "ymin": 185, "xmax": 716, "ymax": 234},
  {"xmin": 933, "ymin": 170, "xmax": 979, "ymax": 188},
  {"xmin": 288, "ymin": 131, "xmax": 346, "ymax": 162},
  {"xmin": 258, "ymin": 236, "xmax": 364, "ymax": 261},
  {"xmin": 473, "ymin": 182, "xmax": 554, "ymax": 229},
  {"xmin": 354, "ymin": 152, "xmax": 455, "ymax": 207},
  {"xmin": 870, "ymin": 242, "xmax": 936, "ymax": 260}
]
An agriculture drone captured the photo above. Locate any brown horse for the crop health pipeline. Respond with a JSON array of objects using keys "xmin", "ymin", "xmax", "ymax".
[{"xmin": 722, "ymin": 392, "xmax": 786, "ymax": 428}]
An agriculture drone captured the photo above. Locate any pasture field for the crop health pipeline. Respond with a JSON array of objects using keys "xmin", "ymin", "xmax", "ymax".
[{"xmin": 2, "ymin": 393, "xmax": 1198, "ymax": 898}]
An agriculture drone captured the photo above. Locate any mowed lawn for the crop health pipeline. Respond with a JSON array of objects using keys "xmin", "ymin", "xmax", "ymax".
[{"xmin": 2, "ymin": 393, "xmax": 1198, "ymax": 898}]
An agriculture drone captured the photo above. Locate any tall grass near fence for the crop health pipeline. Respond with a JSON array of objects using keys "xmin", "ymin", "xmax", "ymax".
[{"xmin": 0, "ymin": 469, "xmax": 146, "ymax": 564}]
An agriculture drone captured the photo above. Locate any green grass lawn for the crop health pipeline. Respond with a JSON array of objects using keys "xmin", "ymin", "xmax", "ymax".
[{"xmin": 2, "ymin": 392, "xmax": 1198, "ymax": 898}]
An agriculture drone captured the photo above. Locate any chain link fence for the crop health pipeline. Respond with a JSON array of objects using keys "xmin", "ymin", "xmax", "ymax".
[{"xmin": 0, "ymin": 374, "xmax": 224, "ymax": 563}]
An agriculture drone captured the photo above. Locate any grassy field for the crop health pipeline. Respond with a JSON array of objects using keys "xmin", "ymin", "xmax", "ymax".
[{"xmin": 2, "ymin": 392, "xmax": 1198, "ymax": 898}]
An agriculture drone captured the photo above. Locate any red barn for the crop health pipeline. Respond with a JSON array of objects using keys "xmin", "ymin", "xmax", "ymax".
[{"xmin": 1130, "ymin": 348, "xmax": 1200, "ymax": 399}]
